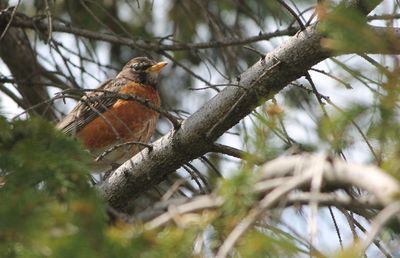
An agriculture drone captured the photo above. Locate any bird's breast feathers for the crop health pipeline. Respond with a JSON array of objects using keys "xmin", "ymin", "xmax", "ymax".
[{"xmin": 77, "ymin": 81, "xmax": 160, "ymax": 150}]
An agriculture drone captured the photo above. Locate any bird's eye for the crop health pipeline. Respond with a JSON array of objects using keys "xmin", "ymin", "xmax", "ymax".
[
  {"xmin": 131, "ymin": 63, "xmax": 141, "ymax": 70},
  {"xmin": 131, "ymin": 63, "xmax": 151, "ymax": 71}
]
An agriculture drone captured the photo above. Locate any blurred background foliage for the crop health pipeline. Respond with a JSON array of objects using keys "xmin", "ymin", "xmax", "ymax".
[{"xmin": 1, "ymin": 0, "xmax": 400, "ymax": 257}]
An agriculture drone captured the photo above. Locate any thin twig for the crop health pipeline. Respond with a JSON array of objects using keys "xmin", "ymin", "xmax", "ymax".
[
  {"xmin": 359, "ymin": 202, "xmax": 400, "ymax": 256},
  {"xmin": 351, "ymin": 216, "xmax": 393, "ymax": 258},
  {"xmin": 0, "ymin": 1, "xmax": 21, "ymax": 42},
  {"xmin": 145, "ymin": 195, "xmax": 223, "ymax": 230},
  {"xmin": 183, "ymin": 162, "xmax": 210, "ymax": 193},
  {"xmin": 63, "ymin": 88, "xmax": 182, "ymax": 129},
  {"xmin": 216, "ymin": 169, "xmax": 314, "ymax": 258},
  {"xmin": 44, "ymin": 0, "xmax": 53, "ymax": 43},
  {"xmin": 328, "ymin": 206, "xmax": 343, "ymax": 250},
  {"xmin": 277, "ymin": 0, "xmax": 306, "ymax": 31},
  {"xmin": 95, "ymin": 140, "xmax": 153, "ymax": 162},
  {"xmin": 199, "ymin": 156, "xmax": 222, "ymax": 178},
  {"xmin": 4, "ymin": 11, "xmax": 297, "ymax": 51},
  {"xmin": 308, "ymin": 158, "xmax": 325, "ymax": 247},
  {"xmin": 210, "ymin": 143, "xmax": 247, "ymax": 159}
]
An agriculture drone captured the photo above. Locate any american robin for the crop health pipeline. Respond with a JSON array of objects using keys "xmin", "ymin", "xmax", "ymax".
[{"xmin": 57, "ymin": 57, "xmax": 168, "ymax": 170}]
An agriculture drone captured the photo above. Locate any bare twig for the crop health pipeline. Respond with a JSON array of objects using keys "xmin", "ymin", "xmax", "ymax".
[
  {"xmin": 308, "ymin": 157, "xmax": 325, "ymax": 247},
  {"xmin": 95, "ymin": 140, "xmax": 153, "ymax": 162},
  {"xmin": 0, "ymin": 1, "xmax": 21, "ymax": 42},
  {"xmin": 3, "ymin": 11, "xmax": 298, "ymax": 51},
  {"xmin": 359, "ymin": 202, "xmax": 400, "ymax": 255},
  {"xmin": 44, "ymin": 0, "xmax": 53, "ymax": 43},
  {"xmin": 367, "ymin": 13, "xmax": 400, "ymax": 21},
  {"xmin": 210, "ymin": 143, "xmax": 247, "ymax": 160},
  {"xmin": 277, "ymin": 0, "xmax": 306, "ymax": 31},
  {"xmin": 145, "ymin": 195, "xmax": 223, "ymax": 230},
  {"xmin": 328, "ymin": 207, "xmax": 343, "ymax": 250},
  {"xmin": 215, "ymin": 170, "xmax": 314, "ymax": 258},
  {"xmin": 259, "ymin": 154, "xmax": 400, "ymax": 205},
  {"xmin": 61, "ymin": 88, "xmax": 182, "ymax": 129},
  {"xmin": 351, "ymin": 215, "xmax": 393, "ymax": 258}
]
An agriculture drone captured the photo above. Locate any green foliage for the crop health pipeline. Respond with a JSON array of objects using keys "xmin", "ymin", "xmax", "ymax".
[
  {"xmin": 106, "ymin": 224, "xmax": 202, "ymax": 258},
  {"xmin": 318, "ymin": 4, "xmax": 390, "ymax": 54},
  {"xmin": 245, "ymin": 106, "xmax": 286, "ymax": 162},
  {"xmin": 318, "ymin": 105, "xmax": 367, "ymax": 152},
  {"xmin": 0, "ymin": 117, "xmax": 90, "ymax": 193},
  {"xmin": 367, "ymin": 69, "xmax": 400, "ymax": 179},
  {"xmin": 218, "ymin": 170, "xmax": 256, "ymax": 216},
  {"xmin": 0, "ymin": 116, "xmax": 107, "ymax": 257},
  {"xmin": 238, "ymin": 230, "xmax": 300, "ymax": 258}
]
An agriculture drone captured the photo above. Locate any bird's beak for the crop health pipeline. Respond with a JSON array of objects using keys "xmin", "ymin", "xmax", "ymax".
[{"xmin": 147, "ymin": 61, "xmax": 168, "ymax": 73}]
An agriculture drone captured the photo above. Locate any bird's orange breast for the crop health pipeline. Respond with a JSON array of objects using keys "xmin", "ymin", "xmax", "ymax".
[{"xmin": 78, "ymin": 82, "xmax": 160, "ymax": 151}]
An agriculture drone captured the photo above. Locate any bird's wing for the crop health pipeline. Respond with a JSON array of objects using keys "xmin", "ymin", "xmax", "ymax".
[{"xmin": 56, "ymin": 78, "xmax": 124, "ymax": 135}]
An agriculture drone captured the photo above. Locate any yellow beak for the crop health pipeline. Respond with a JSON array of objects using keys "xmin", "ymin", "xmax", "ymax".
[{"xmin": 147, "ymin": 61, "xmax": 168, "ymax": 73}]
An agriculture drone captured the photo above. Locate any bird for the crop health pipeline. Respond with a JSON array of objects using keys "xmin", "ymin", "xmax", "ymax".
[{"xmin": 57, "ymin": 57, "xmax": 168, "ymax": 170}]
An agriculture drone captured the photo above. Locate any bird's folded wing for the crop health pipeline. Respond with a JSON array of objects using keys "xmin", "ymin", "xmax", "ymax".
[{"xmin": 56, "ymin": 78, "xmax": 123, "ymax": 135}]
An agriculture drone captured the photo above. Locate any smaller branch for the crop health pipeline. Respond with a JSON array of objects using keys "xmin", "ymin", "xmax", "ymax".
[
  {"xmin": 310, "ymin": 68, "xmax": 353, "ymax": 89},
  {"xmin": 308, "ymin": 158, "xmax": 325, "ymax": 247},
  {"xmin": 62, "ymin": 88, "xmax": 182, "ymax": 129},
  {"xmin": 0, "ymin": 82, "xmax": 26, "ymax": 109},
  {"xmin": 2, "ymin": 10, "xmax": 298, "ymax": 52},
  {"xmin": 259, "ymin": 154, "xmax": 400, "ymax": 205},
  {"xmin": 141, "ymin": 190, "xmax": 382, "ymax": 226},
  {"xmin": 210, "ymin": 143, "xmax": 247, "ymax": 160},
  {"xmin": 0, "ymin": 2, "xmax": 20, "ymax": 42},
  {"xmin": 106, "ymin": 91, "xmax": 182, "ymax": 130},
  {"xmin": 215, "ymin": 170, "xmax": 314, "ymax": 258},
  {"xmin": 182, "ymin": 163, "xmax": 208, "ymax": 194},
  {"xmin": 161, "ymin": 178, "xmax": 187, "ymax": 202},
  {"xmin": 145, "ymin": 195, "xmax": 223, "ymax": 230},
  {"xmin": 277, "ymin": 0, "xmax": 306, "ymax": 31},
  {"xmin": 199, "ymin": 156, "xmax": 223, "ymax": 178},
  {"xmin": 341, "ymin": 208, "xmax": 360, "ymax": 243},
  {"xmin": 295, "ymin": 83, "xmax": 379, "ymax": 162},
  {"xmin": 95, "ymin": 140, "xmax": 153, "ymax": 162},
  {"xmin": 185, "ymin": 162, "xmax": 210, "ymax": 191},
  {"xmin": 328, "ymin": 207, "xmax": 343, "ymax": 250},
  {"xmin": 286, "ymin": 192, "xmax": 381, "ymax": 216},
  {"xmin": 367, "ymin": 14, "xmax": 400, "ymax": 21},
  {"xmin": 160, "ymin": 51, "xmax": 217, "ymax": 91},
  {"xmin": 359, "ymin": 201, "xmax": 400, "ymax": 255},
  {"xmin": 44, "ymin": 0, "xmax": 53, "ymax": 43},
  {"xmin": 350, "ymin": 214, "xmax": 393, "ymax": 258},
  {"xmin": 279, "ymin": 221, "xmax": 326, "ymax": 257},
  {"xmin": 254, "ymin": 177, "xmax": 295, "ymax": 193}
]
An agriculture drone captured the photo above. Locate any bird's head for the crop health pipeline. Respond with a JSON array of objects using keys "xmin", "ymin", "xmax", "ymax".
[{"xmin": 117, "ymin": 57, "xmax": 168, "ymax": 87}]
